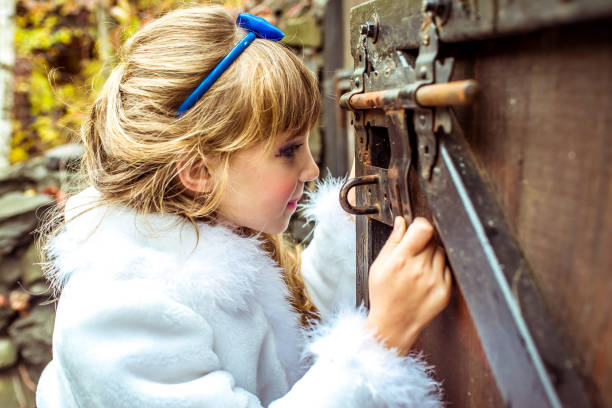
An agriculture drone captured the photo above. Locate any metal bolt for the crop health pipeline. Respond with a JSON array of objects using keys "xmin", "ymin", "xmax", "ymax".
[
  {"xmin": 419, "ymin": 114, "xmax": 426, "ymax": 124},
  {"xmin": 424, "ymin": 0, "xmax": 437, "ymax": 13},
  {"xmin": 424, "ymin": 0, "xmax": 448, "ymax": 16},
  {"xmin": 422, "ymin": 35, "xmax": 430, "ymax": 46},
  {"xmin": 354, "ymin": 78, "xmax": 360, "ymax": 87},
  {"xmin": 360, "ymin": 21, "xmax": 378, "ymax": 39},
  {"xmin": 368, "ymin": 21, "xmax": 376, "ymax": 35},
  {"xmin": 419, "ymin": 66, "xmax": 428, "ymax": 79}
]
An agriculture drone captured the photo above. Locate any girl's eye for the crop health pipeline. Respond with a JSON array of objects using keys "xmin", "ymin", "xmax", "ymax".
[{"xmin": 276, "ymin": 143, "xmax": 303, "ymax": 159}]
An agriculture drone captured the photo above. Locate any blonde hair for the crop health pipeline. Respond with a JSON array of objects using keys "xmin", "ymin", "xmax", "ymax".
[{"xmin": 77, "ymin": 6, "xmax": 321, "ymax": 324}]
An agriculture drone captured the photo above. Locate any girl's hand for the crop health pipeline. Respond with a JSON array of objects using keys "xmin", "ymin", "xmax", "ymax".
[{"xmin": 364, "ymin": 216, "xmax": 452, "ymax": 355}]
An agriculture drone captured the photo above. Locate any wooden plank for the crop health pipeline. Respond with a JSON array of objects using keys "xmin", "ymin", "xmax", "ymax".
[
  {"xmin": 416, "ymin": 287, "xmax": 505, "ymax": 407},
  {"xmin": 408, "ymin": 165, "xmax": 507, "ymax": 407},
  {"xmin": 450, "ymin": 19, "xmax": 612, "ymax": 407},
  {"xmin": 348, "ymin": 0, "xmax": 612, "ymax": 56}
]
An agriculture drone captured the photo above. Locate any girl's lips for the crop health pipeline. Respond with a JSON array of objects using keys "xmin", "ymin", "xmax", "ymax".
[{"xmin": 286, "ymin": 196, "xmax": 302, "ymax": 209}]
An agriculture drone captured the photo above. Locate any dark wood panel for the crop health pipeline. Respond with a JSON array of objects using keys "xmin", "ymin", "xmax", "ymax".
[
  {"xmin": 416, "ymin": 286, "xmax": 505, "ymax": 407},
  {"xmin": 408, "ymin": 152, "xmax": 506, "ymax": 407},
  {"xmin": 450, "ymin": 20, "xmax": 612, "ymax": 407},
  {"xmin": 348, "ymin": 2, "xmax": 611, "ymax": 405}
]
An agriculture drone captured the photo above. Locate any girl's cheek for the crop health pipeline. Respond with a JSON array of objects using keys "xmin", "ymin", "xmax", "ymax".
[{"xmin": 270, "ymin": 178, "xmax": 297, "ymax": 203}]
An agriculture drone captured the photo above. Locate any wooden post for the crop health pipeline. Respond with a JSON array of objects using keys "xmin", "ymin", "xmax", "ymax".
[{"xmin": 323, "ymin": 0, "xmax": 346, "ymax": 177}]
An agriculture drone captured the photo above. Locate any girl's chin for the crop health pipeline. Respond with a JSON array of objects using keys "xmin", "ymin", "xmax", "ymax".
[
  {"xmin": 259, "ymin": 226, "xmax": 288, "ymax": 235},
  {"xmin": 265, "ymin": 216, "xmax": 292, "ymax": 235},
  {"xmin": 226, "ymin": 209, "xmax": 294, "ymax": 234}
]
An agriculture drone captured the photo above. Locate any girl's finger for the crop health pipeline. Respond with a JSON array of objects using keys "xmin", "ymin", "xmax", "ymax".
[
  {"xmin": 378, "ymin": 216, "xmax": 407, "ymax": 258},
  {"xmin": 443, "ymin": 266, "xmax": 452, "ymax": 287},
  {"xmin": 432, "ymin": 245, "xmax": 446, "ymax": 272},
  {"xmin": 398, "ymin": 217, "xmax": 434, "ymax": 256},
  {"xmin": 421, "ymin": 238, "xmax": 437, "ymax": 268}
]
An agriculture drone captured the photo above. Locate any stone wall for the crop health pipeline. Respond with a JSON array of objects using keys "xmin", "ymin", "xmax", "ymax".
[{"xmin": 0, "ymin": 144, "xmax": 82, "ymax": 407}]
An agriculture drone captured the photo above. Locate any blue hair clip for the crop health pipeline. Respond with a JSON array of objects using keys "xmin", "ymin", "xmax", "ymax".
[{"xmin": 176, "ymin": 13, "xmax": 285, "ymax": 117}]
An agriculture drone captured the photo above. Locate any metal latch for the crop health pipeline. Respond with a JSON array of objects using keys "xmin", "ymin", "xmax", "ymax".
[{"xmin": 339, "ymin": 9, "xmax": 479, "ymax": 224}]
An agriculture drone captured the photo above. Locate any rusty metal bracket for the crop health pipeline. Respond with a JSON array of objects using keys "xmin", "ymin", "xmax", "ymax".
[
  {"xmin": 339, "ymin": 174, "xmax": 380, "ymax": 215},
  {"xmin": 386, "ymin": 110, "xmax": 413, "ymax": 221},
  {"xmin": 340, "ymin": 11, "xmax": 478, "ymax": 225},
  {"xmin": 413, "ymin": 18, "xmax": 455, "ymax": 181},
  {"xmin": 338, "ymin": 31, "xmax": 368, "ymax": 111},
  {"xmin": 342, "ymin": 111, "xmax": 412, "ymax": 225}
]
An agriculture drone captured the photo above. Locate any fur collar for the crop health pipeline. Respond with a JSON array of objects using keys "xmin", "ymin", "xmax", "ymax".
[
  {"xmin": 44, "ymin": 187, "xmax": 305, "ymax": 381},
  {"xmin": 46, "ymin": 188, "xmax": 286, "ymax": 312}
]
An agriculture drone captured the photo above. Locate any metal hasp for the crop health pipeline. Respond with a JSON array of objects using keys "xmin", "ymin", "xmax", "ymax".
[{"xmin": 340, "ymin": 1, "xmax": 595, "ymax": 407}]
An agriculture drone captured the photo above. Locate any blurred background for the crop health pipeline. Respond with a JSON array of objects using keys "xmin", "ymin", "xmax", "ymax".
[
  {"xmin": 1, "ymin": 1, "xmax": 611, "ymax": 407},
  {"xmin": 0, "ymin": 0, "xmax": 363, "ymax": 405}
]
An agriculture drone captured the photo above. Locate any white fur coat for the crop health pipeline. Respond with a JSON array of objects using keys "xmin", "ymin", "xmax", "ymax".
[{"xmin": 36, "ymin": 178, "xmax": 443, "ymax": 408}]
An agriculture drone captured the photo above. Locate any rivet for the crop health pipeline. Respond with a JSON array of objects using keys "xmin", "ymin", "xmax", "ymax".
[
  {"xmin": 366, "ymin": 21, "xmax": 377, "ymax": 37},
  {"xmin": 424, "ymin": 0, "xmax": 448, "ymax": 17},
  {"xmin": 424, "ymin": 0, "xmax": 437, "ymax": 14},
  {"xmin": 422, "ymin": 35, "xmax": 430, "ymax": 46},
  {"xmin": 419, "ymin": 66, "xmax": 428, "ymax": 79},
  {"xmin": 419, "ymin": 114, "xmax": 426, "ymax": 124},
  {"xmin": 354, "ymin": 78, "xmax": 360, "ymax": 87},
  {"xmin": 360, "ymin": 21, "xmax": 377, "ymax": 38}
]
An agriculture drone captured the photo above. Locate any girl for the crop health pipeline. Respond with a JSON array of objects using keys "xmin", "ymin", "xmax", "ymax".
[{"xmin": 36, "ymin": 6, "xmax": 452, "ymax": 408}]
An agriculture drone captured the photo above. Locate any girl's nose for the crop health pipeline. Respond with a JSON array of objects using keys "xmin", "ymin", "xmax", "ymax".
[{"xmin": 300, "ymin": 148, "xmax": 319, "ymax": 182}]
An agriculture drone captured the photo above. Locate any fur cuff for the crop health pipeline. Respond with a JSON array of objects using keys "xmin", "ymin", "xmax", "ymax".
[
  {"xmin": 306, "ymin": 307, "xmax": 443, "ymax": 408},
  {"xmin": 298, "ymin": 176, "xmax": 356, "ymax": 315},
  {"xmin": 300, "ymin": 176, "xmax": 353, "ymax": 231}
]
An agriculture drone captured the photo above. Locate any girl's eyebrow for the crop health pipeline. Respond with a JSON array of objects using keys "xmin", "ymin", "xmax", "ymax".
[
  {"xmin": 277, "ymin": 139, "xmax": 301, "ymax": 153},
  {"xmin": 283, "ymin": 133, "xmax": 307, "ymax": 143}
]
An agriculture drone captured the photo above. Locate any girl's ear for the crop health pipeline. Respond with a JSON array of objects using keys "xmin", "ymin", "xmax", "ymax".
[{"xmin": 176, "ymin": 158, "xmax": 215, "ymax": 193}]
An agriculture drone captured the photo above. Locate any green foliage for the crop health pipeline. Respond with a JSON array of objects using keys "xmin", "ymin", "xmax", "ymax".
[
  {"xmin": 11, "ymin": 0, "xmax": 175, "ymax": 163},
  {"xmin": 10, "ymin": 0, "xmax": 264, "ymax": 163},
  {"xmin": 11, "ymin": 0, "xmax": 101, "ymax": 162}
]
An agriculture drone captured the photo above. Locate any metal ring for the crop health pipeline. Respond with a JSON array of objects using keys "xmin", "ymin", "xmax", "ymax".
[{"xmin": 339, "ymin": 175, "xmax": 380, "ymax": 215}]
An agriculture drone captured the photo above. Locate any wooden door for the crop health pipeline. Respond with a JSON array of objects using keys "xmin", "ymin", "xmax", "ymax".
[{"xmin": 340, "ymin": 1, "xmax": 612, "ymax": 407}]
